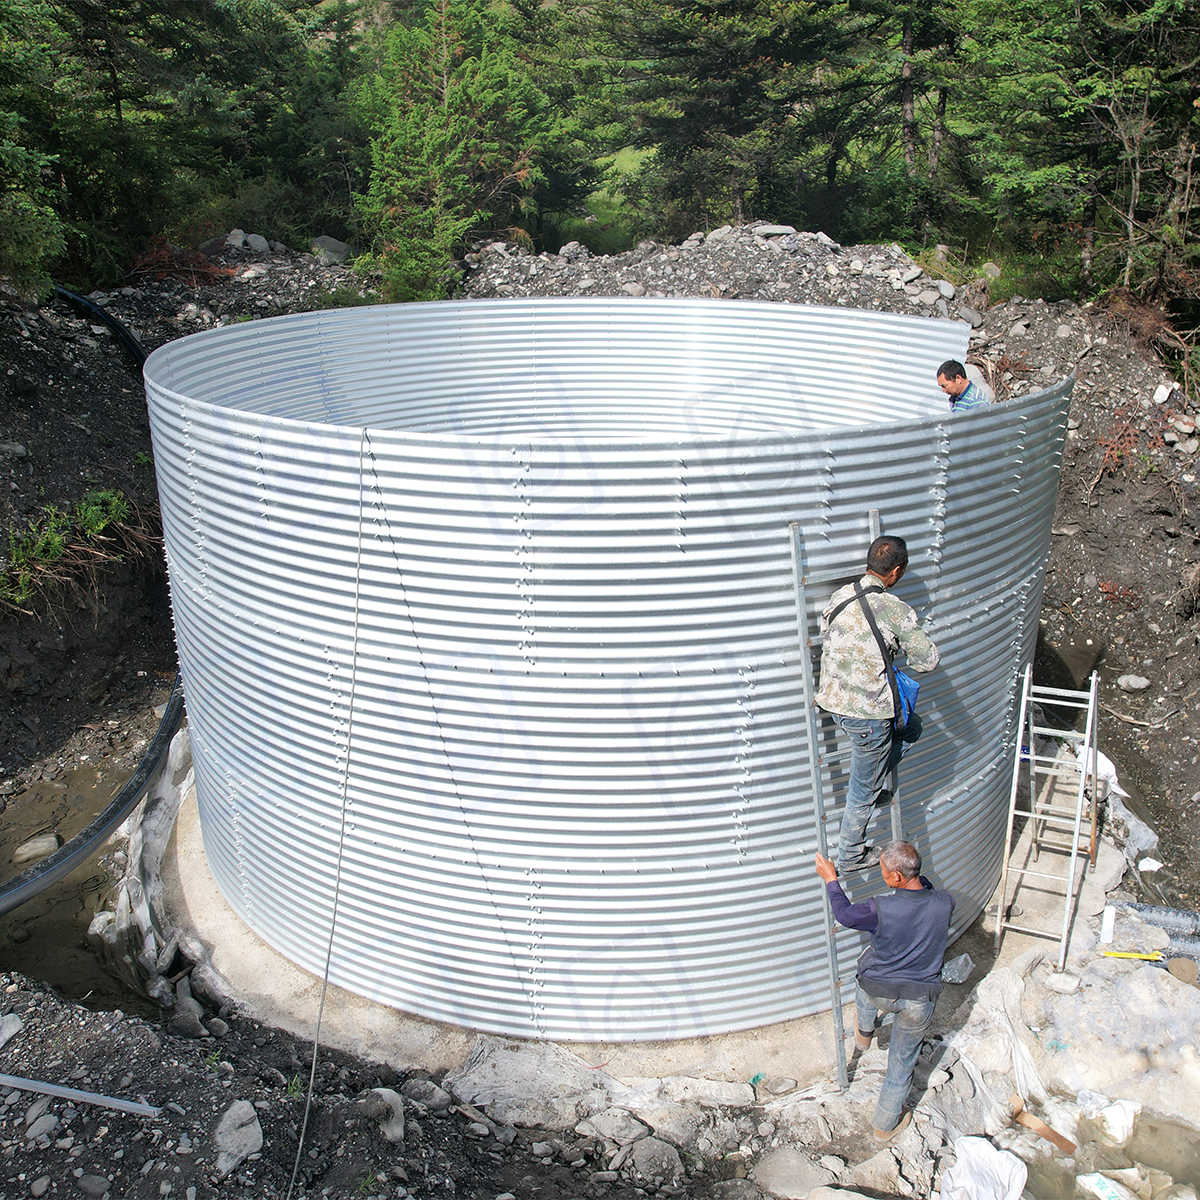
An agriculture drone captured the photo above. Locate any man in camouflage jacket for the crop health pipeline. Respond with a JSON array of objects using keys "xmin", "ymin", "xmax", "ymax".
[{"xmin": 815, "ymin": 535, "xmax": 940, "ymax": 868}]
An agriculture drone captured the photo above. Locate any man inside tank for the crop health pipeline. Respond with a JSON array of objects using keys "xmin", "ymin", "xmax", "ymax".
[
  {"xmin": 814, "ymin": 840, "xmax": 955, "ymax": 1143},
  {"xmin": 936, "ymin": 359, "xmax": 990, "ymax": 412},
  {"xmin": 814, "ymin": 534, "xmax": 939, "ymax": 869}
]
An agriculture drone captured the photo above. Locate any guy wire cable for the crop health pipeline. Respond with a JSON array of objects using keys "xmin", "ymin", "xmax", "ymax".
[
  {"xmin": 360, "ymin": 430, "xmax": 545, "ymax": 1033},
  {"xmin": 285, "ymin": 428, "xmax": 369, "ymax": 1200}
]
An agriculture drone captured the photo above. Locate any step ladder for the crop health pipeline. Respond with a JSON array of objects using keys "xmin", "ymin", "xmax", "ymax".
[
  {"xmin": 993, "ymin": 664, "xmax": 1100, "ymax": 971},
  {"xmin": 789, "ymin": 510, "xmax": 904, "ymax": 1091}
]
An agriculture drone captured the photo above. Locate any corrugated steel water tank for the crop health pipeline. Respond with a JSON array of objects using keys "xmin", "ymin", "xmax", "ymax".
[{"xmin": 144, "ymin": 298, "xmax": 1071, "ymax": 1041}]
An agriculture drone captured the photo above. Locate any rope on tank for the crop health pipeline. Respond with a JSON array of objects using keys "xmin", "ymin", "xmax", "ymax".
[
  {"xmin": 286, "ymin": 426, "xmax": 549, "ymax": 1190},
  {"xmin": 356, "ymin": 431, "xmax": 544, "ymax": 1029},
  {"xmin": 287, "ymin": 428, "xmax": 368, "ymax": 1200}
]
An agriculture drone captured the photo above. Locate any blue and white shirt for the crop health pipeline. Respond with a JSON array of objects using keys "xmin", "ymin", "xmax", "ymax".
[{"xmin": 950, "ymin": 380, "xmax": 988, "ymax": 412}]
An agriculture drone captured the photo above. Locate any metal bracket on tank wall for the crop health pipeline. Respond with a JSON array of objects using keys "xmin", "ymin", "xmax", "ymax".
[{"xmin": 789, "ymin": 509, "xmax": 904, "ymax": 1092}]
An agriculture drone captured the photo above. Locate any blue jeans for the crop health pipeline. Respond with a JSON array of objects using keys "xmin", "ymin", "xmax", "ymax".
[
  {"xmin": 832, "ymin": 712, "xmax": 922, "ymax": 863},
  {"xmin": 856, "ymin": 982, "xmax": 936, "ymax": 1132}
]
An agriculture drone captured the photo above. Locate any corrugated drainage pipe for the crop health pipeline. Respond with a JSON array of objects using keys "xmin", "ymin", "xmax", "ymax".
[
  {"xmin": 0, "ymin": 289, "xmax": 174, "ymax": 918},
  {"xmin": 0, "ymin": 676, "xmax": 184, "ymax": 917},
  {"xmin": 1121, "ymin": 900, "xmax": 1200, "ymax": 963}
]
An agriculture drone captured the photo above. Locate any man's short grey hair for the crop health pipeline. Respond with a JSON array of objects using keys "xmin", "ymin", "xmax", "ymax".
[
  {"xmin": 866, "ymin": 535, "xmax": 908, "ymax": 575},
  {"xmin": 880, "ymin": 840, "xmax": 921, "ymax": 880}
]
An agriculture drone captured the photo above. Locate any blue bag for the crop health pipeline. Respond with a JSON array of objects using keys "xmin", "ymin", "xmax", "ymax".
[{"xmin": 893, "ymin": 668, "xmax": 920, "ymax": 732}]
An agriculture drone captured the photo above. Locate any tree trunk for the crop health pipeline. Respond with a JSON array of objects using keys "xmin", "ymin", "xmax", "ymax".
[
  {"xmin": 901, "ymin": 12, "xmax": 917, "ymax": 177},
  {"xmin": 1121, "ymin": 96, "xmax": 1148, "ymax": 289},
  {"xmin": 927, "ymin": 87, "xmax": 946, "ymax": 178},
  {"xmin": 102, "ymin": 20, "xmax": 123, "ymax": 128},
  {"xmin": 1080, "ymin": 183, "xmax": 1096, "ymax": 293},
  {"xmin": 1151, "ymin": 133, "xmax": 1196, "ymax": 300}
]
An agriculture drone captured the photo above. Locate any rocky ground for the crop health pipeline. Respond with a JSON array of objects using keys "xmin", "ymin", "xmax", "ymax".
[
  {"xmin": 1, "ymin": 223, "xmax": 1199, "ymax": 1199},
  {"xmin": 2, "ymin": 884, "xmax": 1200, "ymax": 1200},
  {"xmin": 0, "ymin": 967, "xmax": 675, "ymax": 1200}
]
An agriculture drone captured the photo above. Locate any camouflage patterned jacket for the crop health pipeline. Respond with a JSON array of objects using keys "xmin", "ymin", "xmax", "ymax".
[{"xmin": 814, "ymin": 574, "xmax": 940, "ymax": 719}]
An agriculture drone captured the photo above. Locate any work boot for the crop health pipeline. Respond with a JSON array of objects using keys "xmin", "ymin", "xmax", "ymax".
[
  {"xmin": 854, "ymin": 1027, "xmax": 873, "ymax": 1052},
  {"xmin": 873, "ymin": 1111, "xmax": 912, "ymax": 1144},
  {"xmin": 838, "ymin": 845, "xmax": 880, "ymax": 871}
]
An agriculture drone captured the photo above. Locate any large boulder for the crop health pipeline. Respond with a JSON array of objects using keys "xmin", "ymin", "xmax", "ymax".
[
  {"xmin": 751, "ymin": 1147, "xmax": 836, "ymax": 1199},
  {"xmin": 311, "ymin": 235, "xmax": 351, "ymax": 265},
  {"xmin": 443, "ymin": 1036, "xmax": 612, "ymax": 1129}
]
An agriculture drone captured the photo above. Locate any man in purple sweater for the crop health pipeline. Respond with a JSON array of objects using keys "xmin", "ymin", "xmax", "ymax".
[{"xmin": 814, "ymin": 840, "xmax": 955, "ymax": 1143}]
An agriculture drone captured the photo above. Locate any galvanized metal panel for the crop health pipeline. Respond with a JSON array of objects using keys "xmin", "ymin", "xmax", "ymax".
[{"xmin": 144, "ymin": 298, "xmax": 1071, "ymax": 1040}]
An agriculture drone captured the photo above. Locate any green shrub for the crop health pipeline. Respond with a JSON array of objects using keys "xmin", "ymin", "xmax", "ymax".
[
  {"xmin": 0, "ymin": 188, "xmax": 66, "ymax": 300},
  {"xmin": 73, "ymin": 489, "xmax": 130, "ymax": 538},
  {"xmin": 2, "ymin": 489, "xmax": 134, "ymax": 608}
]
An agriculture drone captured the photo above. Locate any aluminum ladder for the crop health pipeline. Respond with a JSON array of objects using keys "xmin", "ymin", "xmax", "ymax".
[
  {"xmin": 993, "ymin": 664, "xmax": 1100, "ymax": 971},
  {"xmin": 789, "ymin": 510, "xmax": 904, "ymax": 1091}
]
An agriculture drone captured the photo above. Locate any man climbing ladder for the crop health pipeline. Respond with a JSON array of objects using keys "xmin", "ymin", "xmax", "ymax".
[{"xmin": 814, "ymin": 535, "xmax": 940, "ymax": 868}]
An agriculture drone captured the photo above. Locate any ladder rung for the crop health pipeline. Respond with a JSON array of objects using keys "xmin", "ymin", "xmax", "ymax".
[
  {"xmin": 999, "ymin": 922, "xmax": 1064, "ymax": 940},
  {"xmin": 1031, "ymin": 726, "xmax": 1087, "ymax": 740},
  {"xmin": 1012, "ymin": 820, "xmax": 1085, "ymax": 836},
  {"xmin": 1030, "ymin": 684, "xmax": 1093, "ymax": 700},
  {"xmin": 820, "ymin": 749, "xmax": 853, "ymax": 765},
  {"xmin": 804, "ymin": 568, "xmax": 861, "ymax": 587},
  {"xmin": 1025, "ymin": 754, "xmax": 1083, "ymax": 768},
  {"xmin": 823, "ymin": 803, "xmax": 900, "ymax": 821},
  {"xmin": 1016, "ymin": 805, "xmax": 1086, "ymax": 820},
  {"xmin": 1002, "ymin": 866, "xmax": 1079, "ymax": 883}
]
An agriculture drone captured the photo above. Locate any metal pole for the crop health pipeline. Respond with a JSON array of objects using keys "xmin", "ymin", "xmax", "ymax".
[
  {"xmin": 790, "ymin": 521, "xmax": 848, "ymax": 1091},
  {"xmin": 1088, "ymin": 672, "xmax": 1100, "ymax": 868}
]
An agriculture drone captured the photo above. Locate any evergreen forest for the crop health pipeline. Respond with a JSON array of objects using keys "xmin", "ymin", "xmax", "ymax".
[{"xmin": 2, "ymin": 0, "xmax": 1197, "ymax": 322}]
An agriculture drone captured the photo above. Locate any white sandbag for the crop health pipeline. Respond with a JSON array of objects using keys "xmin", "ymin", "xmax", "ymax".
[
  {"xmin": 939, "ymin": 1136, "xmax": 1027, "ymax": 1200},
  {"xmin": 1076, "ymin": 1172, "xmax": 1141, "ymax": 1200}
]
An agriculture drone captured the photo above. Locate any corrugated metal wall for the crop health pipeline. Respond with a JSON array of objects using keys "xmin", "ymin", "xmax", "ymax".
[{"xmin": 144, "ymin": 298, "xmax": 1071, "ymax": 1040}]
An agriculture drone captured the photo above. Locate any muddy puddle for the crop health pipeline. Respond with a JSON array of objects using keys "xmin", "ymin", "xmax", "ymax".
[
  {"xmin": 1022, "ymin": 1110, "xmax": 1200, "ymax": 1196},
  {"xmin": 0, "ymin": 761, "xmax": 160, "ymax": 1017}
]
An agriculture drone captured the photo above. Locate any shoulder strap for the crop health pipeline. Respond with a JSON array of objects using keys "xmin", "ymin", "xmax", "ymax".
[
  {"xmin": 853, "ymin": 581, "xmax": 902, "ymax": 721},
  {"xmin": 827, "ymin": 583, "xmax": 884, "ymax": 628}
]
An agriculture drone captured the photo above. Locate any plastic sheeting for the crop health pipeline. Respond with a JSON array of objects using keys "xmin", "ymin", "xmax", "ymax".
[{"xmin": 940, "ymin": 1137, "xmax": 1028, "ymax": 1200}]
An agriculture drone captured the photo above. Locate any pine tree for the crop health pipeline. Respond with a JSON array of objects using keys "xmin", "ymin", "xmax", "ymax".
[
  {"xmin": 0, "ymin": 0, "xmax": 65, "ymax": 296},
  {"xmin": 610, "ymin": 0, "xmax": 838, "ymax": 233},
  {"xmin": 356, "ymin": 0, "xmax": 572, "ymax": 300}
]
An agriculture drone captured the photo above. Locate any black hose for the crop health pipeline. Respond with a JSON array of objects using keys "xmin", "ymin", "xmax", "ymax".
[
  {"xmin": 0, "ymin": 675, "xmax": 184, "ymax": 918},
  {"xmin": 54, "ymin": 285, "xmax": 148, "ymax": 367},
  {"xmin": 1, "ymin": 288, "xmax": 176, "ymax": 918}
]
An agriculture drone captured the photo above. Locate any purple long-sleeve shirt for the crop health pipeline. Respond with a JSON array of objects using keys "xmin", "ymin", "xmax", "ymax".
[{"xmin": 826, "ymin": 876, "xmax": 939, "ymax": 933}]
